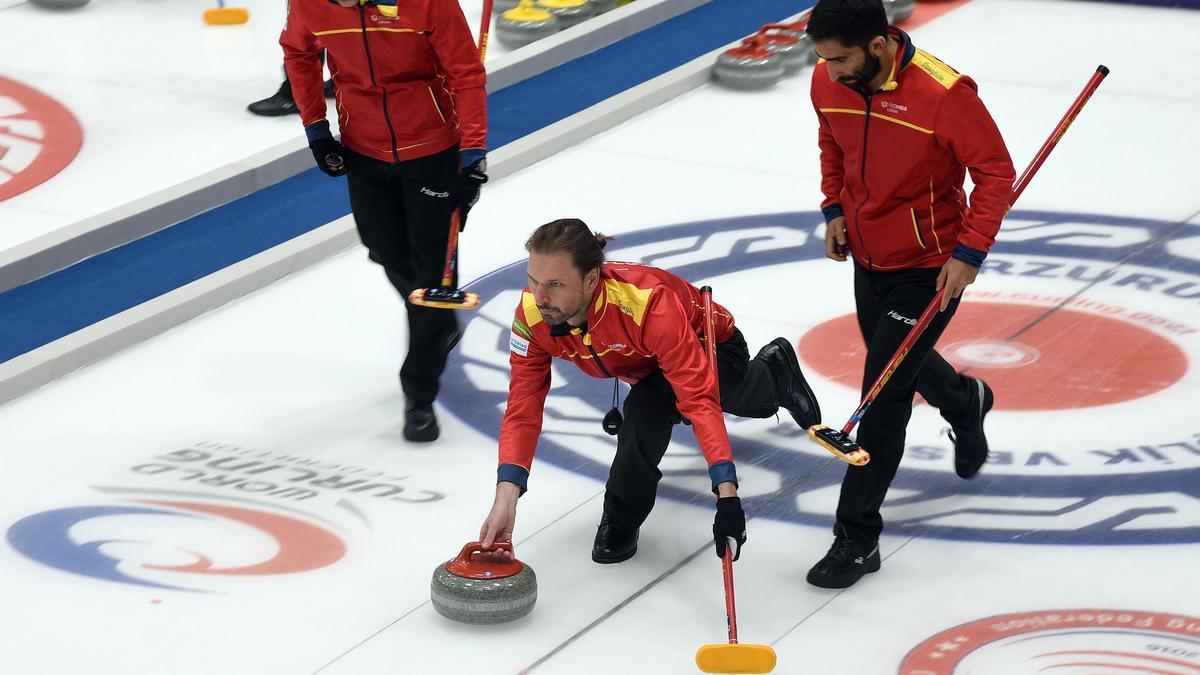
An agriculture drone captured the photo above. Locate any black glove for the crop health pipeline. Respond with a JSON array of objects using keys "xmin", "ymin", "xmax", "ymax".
[
  {"xmin": 305, "ymin": 121, "xmax": 347, "ymax": 177},
  {"xmin": 713, "ymin": 496, "xmax": 746, "ymax": 561},
  {"xmin": 452, "ymin": 149, "xmax": 488, "ymax": 231}
]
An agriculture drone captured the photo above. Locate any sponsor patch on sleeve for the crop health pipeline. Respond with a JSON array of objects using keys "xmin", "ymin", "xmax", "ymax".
[
  {"xmin": 512, "ymin": 316, "xmax": 535, "ymax": 341},
  {"xmin": 509, "ymin": 332, "xmax": 530, "ymax": 357}
]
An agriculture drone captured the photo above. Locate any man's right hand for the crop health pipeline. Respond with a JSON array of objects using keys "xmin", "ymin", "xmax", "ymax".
[
  {"xmin": 824, "ymin": 216, "xmax": 848, "ymax": 262},
  {"xmin": 305, "ymin": 120, "xmax": 347, "ymax": 177},
  {"xmin": 479, "ymin": 482, "xmax": 521, "ymax": 560}
]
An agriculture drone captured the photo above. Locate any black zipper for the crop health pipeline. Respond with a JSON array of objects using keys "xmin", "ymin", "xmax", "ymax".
[
  {"xmin": 358, "ymin": 6, "xmax": 401, "ymax": 163},
  {"xmin": 852, "ymin": 91, "xmax": 875, "ymax": 269},
  {"xmin": 584, "ymin": 340, "xmax": 614, "ymax": 379}
]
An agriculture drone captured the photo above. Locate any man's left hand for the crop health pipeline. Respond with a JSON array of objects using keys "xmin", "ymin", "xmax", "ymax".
[
  {"xmin": 935, "ymin": 258, "xmax": 979, "ymax": 312},
  {"xmin": 713, "ymin": 496, "xmax": 746, "ymax": 561},
  {"xmin": 453, "ymin": 150, "xmax": 488, "ymax": 231}
]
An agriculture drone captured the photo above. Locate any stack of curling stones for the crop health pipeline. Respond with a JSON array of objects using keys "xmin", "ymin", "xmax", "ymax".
[
  {"xmin": 431, "ymin": 541, "xmax": 537, "ymax": 624},
  {"xmin": 713, "ymin": 24, "xmax": 814, "ymax": 90},
  {"xmin": 497, "ymin": 0, "xmax": 559, "ymax": 50},
  {"xmin": 495, "ymin": 0, "xmax": 626, "ymax": 50},
  {"xmin": 715, "ymin": 5, "xmax": 915, "ymax": 91}
]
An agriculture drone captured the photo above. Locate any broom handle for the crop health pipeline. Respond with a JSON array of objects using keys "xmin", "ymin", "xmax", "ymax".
[
  {"xmin": 437, "ymin": 0, "xmax": 493, "ymax": 289},
  {"xmin": 722, "ymin": 549, "xmax": 739, "ymax": 644},
  {"xmin": 478, "ymin": 0, "xmax": 494, "ymax": 61},
  {"xmin": 842, "ymin": 65, "xmax": 1110, "ymax": 435},
  {"xmin": 701, "ymin": 286, "xmax": 738, "ymax": 644}
]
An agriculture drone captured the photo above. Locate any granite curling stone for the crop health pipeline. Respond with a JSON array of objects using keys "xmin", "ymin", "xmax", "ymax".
[
  {"xmin": 31, "ymin": 0, "xmax": 91, "ymax": 8},
  {"xmin": 758, "ymin": 32, "xmax": 808, "ymax": 73},
  {"xmin": 889, "ymin": 0, "xmax": 914, "ymax": 23},
  {"xmin": 495, "ymin": 0, "xmax": 522, "ymax": 13},
  {"xmin": 713, "ymin": 39, "xmax": 785, "ymax": 90},
  {"xmin": 496, "ymin": 0, "xmax": 560, "ymax": 49},
  {"xmin": 587, "ymin": 0, "xmax": 618, "ymax": 13},
  {"xmin": 431, "ymin": 542, "xmax": 537, "ymax": 624},
  {"xmin": 536, "ymin": 0, "xmax": 592, "ymax": 30}
]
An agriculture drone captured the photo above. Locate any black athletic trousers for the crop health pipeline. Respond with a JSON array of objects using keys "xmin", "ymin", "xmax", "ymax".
[
  {"xmin": 344, "ymin": 145, "xmax": 460, "ymax": 405},
  {"xmin": 836, "ymin": 261, "xmax": 974, "ymax": 544},
  {"xmin": 603, "ymin": 328, "xmax": 779, "ymax": 528}
]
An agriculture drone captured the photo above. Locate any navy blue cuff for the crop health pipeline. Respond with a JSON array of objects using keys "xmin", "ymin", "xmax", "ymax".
[
  {"xmin": 821, "ymin": 203, "xmax": 844, "ymax": 223},
  {"xmin": 952, "ymin": 244, "xmax": 987, "ymax": 267},
  {"xmin": 305, "ymin": 120, "xmax": 333, "ymax": 144},
  {"xmin": 708, "ymin": 461, "xmax": 738, "ymax": 494},
  {"xmin": 497, "ymin": 463, "xmax": 529, "ymax": 495},
  {"xmin": 459, "ymin": 147, "xmax": 487, "ymax": 169}
]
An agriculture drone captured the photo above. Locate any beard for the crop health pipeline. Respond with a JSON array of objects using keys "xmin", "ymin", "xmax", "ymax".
[
  {"xmin": 540, "ymin": 298, "xmax": 583, "ymax": 326},
  {"xmin": 838, "ymin": 52, "xmax": 882, "ymax": 91}
]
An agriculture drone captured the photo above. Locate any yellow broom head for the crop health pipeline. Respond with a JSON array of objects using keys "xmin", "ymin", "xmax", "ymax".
[
  {"xmin": 203, "ymin": 6, "xmax": 249, "ymax": 24},
  {"xmin": 695, "ymin": 643, "xmax": 777, "ymax": 674}
]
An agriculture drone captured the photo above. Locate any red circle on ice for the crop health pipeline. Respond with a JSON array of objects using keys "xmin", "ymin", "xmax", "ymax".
[
  {"xmin": 797, "ymin": 302, "xmax": 1189, "ymax": 411},
  {"xmin": 0, "ymin": 76, "xmax": 83, "ymax": 201}
]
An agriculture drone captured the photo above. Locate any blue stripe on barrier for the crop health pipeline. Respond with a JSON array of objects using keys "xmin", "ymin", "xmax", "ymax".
[{"xmin": 0, "ymin": 0, "xmax": 811, "ymax": 365}]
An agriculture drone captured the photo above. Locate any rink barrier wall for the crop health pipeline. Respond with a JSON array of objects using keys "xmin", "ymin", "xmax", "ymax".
[{"xmin": 0, "ymin": 0, "xmax": 813, "ymax": 405}]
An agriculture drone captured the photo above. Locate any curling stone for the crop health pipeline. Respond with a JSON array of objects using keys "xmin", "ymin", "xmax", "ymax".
[
  {"xmin": 770, "ymin": 22, "xmax": 818, "ymax": 66},
  {"xmin": 431, "ymin": 541, "xmax": 537, "ymax": 624},
  {"xmin": 31, "ymin": 0, "xmax": 90, "ymax": 8},
  {"xmin": 890, "ymin": 0, "xmax": 914, "ymax": 23},
  {"xmin": 496, "ymin": 0, "xmax": 560, "ymax": 50},
  {"xmin": 536, "ymin": 0, "xmax": 592, "ymax": 30},
  {"xmin": 758, "ymin": 33, "xmax": 809, "ymax": 73},
  {"xmin": 495, "ymin": 0, "xmax": 522, "ymax": 13},
  {"xmin": 588, "ymin": 0, "xmax": 618, "ymax": 13},
  {"xmin": 712, "ymin": 39, "xmax": 785, "ymax": 90}
]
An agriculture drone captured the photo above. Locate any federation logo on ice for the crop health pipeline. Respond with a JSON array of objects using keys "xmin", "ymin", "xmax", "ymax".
[
  {"xmin": 6, "ymin": 491, "xmax": 347, "ymax": 592},
  {"xmin": 0, "ymin": 76, "xmax": 83, "ymax": 201},
  {"xmin": 899, "ymin": 609, "xmax": 1200, "ymax": 674},
  {"xmin": 3, "ymin": 441, "xmax": 444, "ymax": 591},
  {"xmin": 441, "ymin": 210, "xmax": 1200, "ymax": 545}
]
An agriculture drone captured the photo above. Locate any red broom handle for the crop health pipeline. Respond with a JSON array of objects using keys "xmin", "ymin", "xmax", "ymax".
[
  {"xmin": 1011, "ymin": 65, "xmax": 1109, "ymax": 206},
  {"xmin": 478, "ymin": 0, "xmax": 494, "ymax": 61},
  {"xmin": 701, "ymin": 286, "xmax": 737, "ymax": 644},
  {"xmin": 722, "ymin": 549, "xmax": 739, "ymax": 644}
]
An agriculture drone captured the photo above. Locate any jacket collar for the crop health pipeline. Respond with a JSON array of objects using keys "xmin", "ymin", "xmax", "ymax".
[{"xmin": 878, "ymin": 26, "xmax": 916, "ymax": 92}]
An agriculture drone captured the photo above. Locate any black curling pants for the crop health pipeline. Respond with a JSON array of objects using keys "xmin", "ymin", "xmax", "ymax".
[
  {"xmin": 603, "ymin": 328, "xmax": 781, "ymax": 528},
  {"xmin": 835, "ymin": 262, "xmax": 975, "ymax": 544},
  {"xmin": 344, "ymin": 145, "xmax": 461, "ymax": 404}
]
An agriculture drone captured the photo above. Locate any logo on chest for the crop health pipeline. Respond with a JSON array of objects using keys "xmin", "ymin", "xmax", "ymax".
[{"xmin": 880, "ymin": 101, "xmax": 909, "ymax": 114}]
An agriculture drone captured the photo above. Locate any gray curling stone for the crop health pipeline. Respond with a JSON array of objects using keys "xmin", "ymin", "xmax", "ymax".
[
  {"xmin": 536, "ymin": 0, "xmax": 592, "ymax": 30},
  {"xmin": 759, "ymin": 33, "xmax": 809, "ymax": 73},
  {"xmin": 496, "ymin": 0, "xmax": 560, "ymax": 50},
  {"xmin": 588, "ymin": 0, "xmax": 618, "ymax": 13},
  {"xmin": 890, "ymin": 0, "xmax": 914, "ymax": 23},
  {"xmin": 713, "ymin": 41, "xmax": 785, "ymax": 90},
  {"xmin": 495, "ymin": 0, "xmax": 522, "ymax": 13},
  {"xmin": 431, "ymin": 542, "xmax": 537, "ymax": 624},
  {"xmin": 772, "ymin": 23, "xmax": 818, "ymax": 66},
  {"xmin": 31, "ymin": 0, "xmax": 90, "ymax": 8}
]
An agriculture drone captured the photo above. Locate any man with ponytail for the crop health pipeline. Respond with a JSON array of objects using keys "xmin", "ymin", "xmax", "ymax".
[{"xmin": 479, "ymin": 219, "xmax": 824, "ymax": 565}]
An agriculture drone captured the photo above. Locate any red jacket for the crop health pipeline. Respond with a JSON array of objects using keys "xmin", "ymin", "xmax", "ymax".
[
  {"xmin": 812, "ymin": 28, "xmax": 1015, "ymax": 270},
  {"xmin": 280, "ymin": 0, "xmax": 487, "ymax": 163},
  {"xmin": 498, "ymin": 262, "xmax": 738, "ymax": 492}
]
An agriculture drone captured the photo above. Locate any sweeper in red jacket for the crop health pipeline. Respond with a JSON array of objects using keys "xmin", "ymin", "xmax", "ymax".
[
  {"xmin": 805, "ymin": 0, "xmax": 1016, "ymax": 589},
  {"xmin": 281, "ymin": 0, "xmax": 487, "ymax": 443},
  {"xmin": 479, "ymin": 219, "xmax": 823, "ymax": 565}
]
